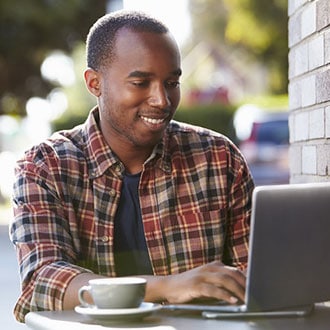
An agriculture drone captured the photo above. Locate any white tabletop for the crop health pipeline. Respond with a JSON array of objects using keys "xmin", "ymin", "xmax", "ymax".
[{"xmin": 25, "ymin": 304, "xmax": 330, "ymax": 330}]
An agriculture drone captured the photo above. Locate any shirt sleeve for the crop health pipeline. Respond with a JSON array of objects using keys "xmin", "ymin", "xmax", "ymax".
[
  {"xmin": 9, "ymin": 147, "xmax": 92, "ymax": 323},
  {"xmin": 222, "ymin": 142, "xmax": 255, "ymax": 270}
]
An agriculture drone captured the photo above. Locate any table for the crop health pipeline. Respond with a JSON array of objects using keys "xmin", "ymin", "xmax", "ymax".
[{"xmin": 25, "ymin": 304, "xmax": 330, "ymax": 330}]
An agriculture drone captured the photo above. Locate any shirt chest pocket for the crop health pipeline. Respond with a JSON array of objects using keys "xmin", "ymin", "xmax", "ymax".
[{"xmin": 162, "ymin": 209, "xmax": 227, "ymax": 271}]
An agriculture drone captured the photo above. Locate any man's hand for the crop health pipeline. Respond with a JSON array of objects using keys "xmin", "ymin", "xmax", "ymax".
[
  {"xmin": 63, "ymin": 261, "xmax": 245, "ymax": 310},
  {"xmin": 143, "ymin": 261, "xmax": 246, "ymax": 305}
]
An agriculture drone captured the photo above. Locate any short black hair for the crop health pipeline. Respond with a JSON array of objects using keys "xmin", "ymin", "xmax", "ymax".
[{"xmin": 86, "ymin": 10, "xmax": 169, "ymax": 70}]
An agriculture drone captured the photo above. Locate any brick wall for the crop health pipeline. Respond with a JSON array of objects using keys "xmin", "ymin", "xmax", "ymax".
[{"xmin": 288, "ymin": 0, "xmax": 330, "ymax": 183}]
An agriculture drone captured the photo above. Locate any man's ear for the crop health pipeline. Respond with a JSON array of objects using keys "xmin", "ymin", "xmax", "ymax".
[{"xmin": 84, "ymin": 68, "xmax": 101, "ymax": 97}]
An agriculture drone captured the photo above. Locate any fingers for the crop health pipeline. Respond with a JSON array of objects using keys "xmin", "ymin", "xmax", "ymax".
[
  {"xmin": 196, "ymin": 281, "xmax": 242, "ymax": 304},
  {"xmin": 200, "ymin": 269, "xmax": 246, "ymax": 303},
  {"xmin": 197, "ymin": 261, "xmax": 246, "ymax": 290},
  {"xmin": 164, "ymin": 262, "xmax": 246, "ymax": 304}
]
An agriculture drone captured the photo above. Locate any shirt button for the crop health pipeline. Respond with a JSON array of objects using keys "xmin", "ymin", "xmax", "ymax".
[
  {"xmin": 109, "ymin": 189, "xmax": 116, "ymax": 197},
  {"xmin": 115, "ymin": 165, "xmax": 121, "ymax": 173},
  {"xmin": 100, "ymin": 236, "xmax": 109, "ymax": 242}
]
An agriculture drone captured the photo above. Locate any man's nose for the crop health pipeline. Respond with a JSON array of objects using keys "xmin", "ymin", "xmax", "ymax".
[{"xmin": 148, "ymin": 83, "xmax": 171, "ymax": 108}]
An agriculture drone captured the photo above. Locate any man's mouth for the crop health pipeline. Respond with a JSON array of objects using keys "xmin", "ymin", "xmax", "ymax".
[{"xmin": 140, "ymin": 115, "xmax": 166, "ymax": 125}]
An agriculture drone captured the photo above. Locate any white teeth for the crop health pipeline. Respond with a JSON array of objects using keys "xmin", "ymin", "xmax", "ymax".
[{"xmin": 140, "ymin": 116, "xmax": 164, "ymax": 124}]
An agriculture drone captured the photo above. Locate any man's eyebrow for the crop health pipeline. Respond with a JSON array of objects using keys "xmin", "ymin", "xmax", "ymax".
[
  {"xmin": 127, "ymin": 71, "xmax": 151, "ymax": 78},
  {"xmin": 127, "ymin": 68, "xmax": 182, "ymax": 78}
]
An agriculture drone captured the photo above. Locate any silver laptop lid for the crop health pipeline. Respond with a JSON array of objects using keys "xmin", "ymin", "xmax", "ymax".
[{"xmin": 246, "ymin": 182, "xmax": 330, "ymax": 312}]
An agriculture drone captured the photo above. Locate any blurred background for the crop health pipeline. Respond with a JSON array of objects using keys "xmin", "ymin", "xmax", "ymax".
[{"xmin": 0, "ymin": 0, "xmax": 289, "ymax": 327}]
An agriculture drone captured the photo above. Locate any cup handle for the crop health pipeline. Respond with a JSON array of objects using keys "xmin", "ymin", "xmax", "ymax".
[{"xmin": 78, "ymin": 285, "xmax": 94, "ymax": 308}]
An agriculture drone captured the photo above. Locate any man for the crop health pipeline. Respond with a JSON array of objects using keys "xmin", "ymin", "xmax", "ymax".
[{"xmin": 10, "ymin": 10, "xmax": 254, "ymax": 323}]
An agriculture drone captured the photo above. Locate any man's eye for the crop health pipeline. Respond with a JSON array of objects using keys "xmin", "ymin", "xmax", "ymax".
[
  {"xmin": 131, "ymin": 80, "xmax": 149, "ymax": 87},
  {"xmin": 167, "ymin": 81, "xmax": 180, "ymax": 88}
]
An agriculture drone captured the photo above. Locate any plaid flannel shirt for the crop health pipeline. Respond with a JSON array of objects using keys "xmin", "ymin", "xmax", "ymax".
[{"xmin": 10, "ymin": 107, "xmax": 254, "ymax": 322}]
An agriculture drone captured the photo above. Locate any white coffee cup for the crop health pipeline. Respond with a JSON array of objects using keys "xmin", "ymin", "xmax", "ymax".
[{"xmin": 78, "ymin": 277, "xmax": 146, "ymax": 309}]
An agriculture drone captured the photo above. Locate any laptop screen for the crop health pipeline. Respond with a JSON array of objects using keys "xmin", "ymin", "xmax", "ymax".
[{"xmin": 246, "ymin": 182, "xmax": 330, "ymax": 311}]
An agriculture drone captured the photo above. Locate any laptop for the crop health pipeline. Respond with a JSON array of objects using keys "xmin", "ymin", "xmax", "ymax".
[{"xmin": 163, "ymin": 182, "xmax": 330, "ymax": 318}]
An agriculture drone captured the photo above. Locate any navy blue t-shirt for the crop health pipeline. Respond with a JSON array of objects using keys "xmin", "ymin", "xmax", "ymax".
[{"xmin": 113, "ymin": 172, "xmax": 153, "ymax": 276}]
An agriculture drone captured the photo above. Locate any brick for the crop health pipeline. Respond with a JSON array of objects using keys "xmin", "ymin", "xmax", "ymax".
[
  {"xmin": 301, "ymin": 2, "xmax": 316, "ymax": 39},
  {"xmin": 309, "ymin": 35, "xmax": 324, "ymax": 70},
  {"xmin": 289, "ymin": 144, "xmax": 302, "ymax": 174},
  {"xmin": 317, "ymin": 144, "xmax": 330, "ymax": 175},
  {"xmin": 288, "ymin": 0, "xmax": 308, "ymax": 16},
  {"xmin": 288, "ymin": 0, "xmax": 301, "ymax": 16},
  {"xmin": 301, "ymin": 75, "xmax": 316, "ymax": 107},
  {"xmin": 288, "ymin": 0, "xmax": 296, "ymax": 16},
  {"xmin": 302, "ymin": 145, "xmax": 317, "ymax": 174},
  {"xmin": 298, "ymin": 0, "xmax": 312, "ymax": 10},
  {"xmin": 325, "ymin": 30, "xmax": 330, "ymax": 64},
  {"xmin": 294, "ymin": 111, "xmax": 309, "ymax": 141},
  {"xmin": 295, "ymin": 42, "xmax": 309, "ymax": 75},
  {"xmin": 309, "ymin": 107, "xmax": 325, "ymax": 139},
  {"xmin": 288, "ymin": 49, "xmax": 295, "ymax": 79},
  {"xmin": 289, "ymin": 80, "xmax": 301, "ymax": 110},
  {"xmin": 325, "ymin": 106, "xmax": 330, "ymax": 137},
  {"xmin": 291, "ymin": 174, "xmax": 323, "ymax": 183},
  {"xmin": 288, "ymin": 12, "xmax": 301, "ymax": 47},
  {"xmin": 316, "ymin": 69, "xmax": 330, "ymax": 104},
  {"xmin": 317, "ymin": 0, "xmax": 330, "ymax": 30}
]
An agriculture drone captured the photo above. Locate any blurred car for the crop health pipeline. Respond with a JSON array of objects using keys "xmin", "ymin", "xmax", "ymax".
[{"xmin": 238, "ymin": 111, "xmax": 290, "ymax": 185}]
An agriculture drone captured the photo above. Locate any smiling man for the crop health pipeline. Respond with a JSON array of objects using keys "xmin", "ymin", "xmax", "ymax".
[
  {"xmin": 10, "ymin": 10, "xmax": 254, "ymax": 323},
  {"xmin": 86, "ymin": 25, "xmax": 182, "ymax": 174}
]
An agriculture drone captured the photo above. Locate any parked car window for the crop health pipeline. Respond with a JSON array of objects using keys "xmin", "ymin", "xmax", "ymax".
[
  {"xmin": 235, "ymin": 109, "xmax": 290, "ymax": 185},
  {"xmin": 254, "ymin": 120, "xmax": 289, "ymax": 145}
]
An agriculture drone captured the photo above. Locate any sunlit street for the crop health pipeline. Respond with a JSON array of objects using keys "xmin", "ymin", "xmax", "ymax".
[{"xmin": 0, "ymin": 220, "xmax": 26, "ymax": 329}]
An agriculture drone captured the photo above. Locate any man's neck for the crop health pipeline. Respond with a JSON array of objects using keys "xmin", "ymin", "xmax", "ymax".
[
  {"xmin": 99, "ymin": 120, "xmax": 157, "ymax": 174},
  {"xmin": 111, "ymin": 142, "xmax": 154, "ymax": 175}
]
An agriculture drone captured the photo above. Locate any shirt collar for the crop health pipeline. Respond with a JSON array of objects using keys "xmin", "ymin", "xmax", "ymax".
[
  {"xmin": 82, "ymin": 107, "xmax": 172, "ymax": 178},
  {"xmin": 83, "ymin": 107, "xmax": 120, "ymax": 179}
]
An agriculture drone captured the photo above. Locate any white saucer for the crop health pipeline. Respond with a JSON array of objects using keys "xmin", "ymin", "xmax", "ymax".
[{"xmin": 74, "ymin": 302, "xmax": 162, "ymax": 320}]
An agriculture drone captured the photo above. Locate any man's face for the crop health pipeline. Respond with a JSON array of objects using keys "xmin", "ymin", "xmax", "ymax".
[{"xmin": 95, "ymin": 29, "xmax": 181, "ymax": 151}]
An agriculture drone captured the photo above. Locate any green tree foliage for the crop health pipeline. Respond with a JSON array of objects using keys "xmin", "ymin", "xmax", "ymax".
[
  {"xmin": 51, "ymin": 44, "xmax": 97, "ymax": 132},
  {"xmin": 189, "ymin": 0, "xmax": 288, "ymax": 94},
  {"xmin": 175, "ymin": 103, "xmax": 236, "ymax": 140},
  {"xmin": 0, "ymin": 0, "xmax": 106, "ymax": 116}
]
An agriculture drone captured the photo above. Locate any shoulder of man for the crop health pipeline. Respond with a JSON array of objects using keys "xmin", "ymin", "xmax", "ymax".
[
  {"xmin": 167, "ymin": 119, "xmax": 235, "ymax": 145},
  {"xmin": 18, "ymin": 122, "xmax": 86, "ymax": 169}
]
